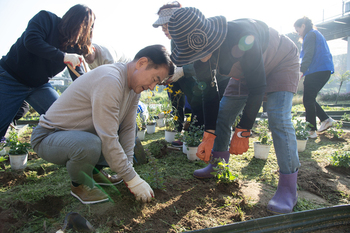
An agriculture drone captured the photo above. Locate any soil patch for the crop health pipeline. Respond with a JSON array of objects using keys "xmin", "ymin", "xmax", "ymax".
[{"xmin": 0, "ymin": 132, "xmax": 349, "ymax": 232}]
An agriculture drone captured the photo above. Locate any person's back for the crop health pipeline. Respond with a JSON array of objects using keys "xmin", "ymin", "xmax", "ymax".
[{"xmin": 85, "ymin": 43, "xmax": 129, "ymax": 70}]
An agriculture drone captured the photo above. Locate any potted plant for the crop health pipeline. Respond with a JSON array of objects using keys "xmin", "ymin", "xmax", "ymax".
[
  {"xmin": 7, "ymin": 131, "xmax": 31, "ymax": 170},
  {"xmin": 254, "ymin": 119, "xmax": 272, "ymax": 160},
  {"xmin": 164, "ymin": 107, "xmax": 179, "ymax": 143},
  {"xmin": 293, "ymin": 118, "xmax": 311, "ymax": 152},
  {"xmin": 163, "ymin": 85, "xmax": 183, "ymax": 143},
  {"xmin": 178, "ymin": 116, "xmax": 204, "ymax": 161},
  {"xmin": 136, "ymin": 112, "xmax": 147, "ymax": 140},
  {"xmin": 155, "ymin": 106, "xmax": 165, "ymax": 127},
  {"xmin": 146, "ymin": 106, "xmax": 156, "ymax": 134}
]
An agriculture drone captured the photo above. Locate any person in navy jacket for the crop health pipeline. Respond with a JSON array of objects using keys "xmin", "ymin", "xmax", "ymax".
[{"xmin": 0, "ymin": 4, "xmax": 95, "ymax": 138}]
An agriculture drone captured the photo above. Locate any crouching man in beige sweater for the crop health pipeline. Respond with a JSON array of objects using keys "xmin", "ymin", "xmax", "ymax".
[{"xmin": 31, "ymin": 45, "xmax": 174, "ymax": 204}]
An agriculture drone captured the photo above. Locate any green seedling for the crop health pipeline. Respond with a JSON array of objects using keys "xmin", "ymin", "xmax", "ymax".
[
  {"xmin": 328, "ymin": 121, "xmax": 344, "ymax": 139},
  {"xmin": 330, "ymin": 151, "xmax": 350, "ymax": 168},
  {"xmin": 211, "ymin": 159, "xmax": 236, "ymax": 184}
]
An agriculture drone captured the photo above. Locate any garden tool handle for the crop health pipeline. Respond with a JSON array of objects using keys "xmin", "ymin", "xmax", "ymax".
[{"xmin": 67, "ymin": 56, "xmax": 88, "ymax": 77}]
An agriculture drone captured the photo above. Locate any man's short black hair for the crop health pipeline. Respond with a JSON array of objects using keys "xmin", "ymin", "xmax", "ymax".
[{"xmin": 134, "ymin": 45, "xmax": 175, "ymax": 76}]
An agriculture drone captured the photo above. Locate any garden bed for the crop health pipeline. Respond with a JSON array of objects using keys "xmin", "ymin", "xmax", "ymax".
[{"xmin": 0, "ymin": 127, "xmax": 349, "ymax": 232}]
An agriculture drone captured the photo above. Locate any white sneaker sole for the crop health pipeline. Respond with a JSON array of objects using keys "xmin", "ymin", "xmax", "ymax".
[
  {"xmin": 317, "ymin": 124, "xmax": 333, "ymax": 132},
  {"xmin": 318, "ymin": 119, "xmax": 335, "ymax": 132},
  {"xmin": 70, "ymin": 191, "xmax": 109, "ymax": 204}
]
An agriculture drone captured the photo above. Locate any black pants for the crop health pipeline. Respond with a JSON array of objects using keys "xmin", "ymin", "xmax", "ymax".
[
  {"xmin": 303, "ymin": 71, "xmax": 331, "ymax": 131},
  {"xmin": 170, "ymin": 77, "xmax": 204, "ymax": 132},
  {"xmin": 197, "ymin": 73, "xmax": 230, "ymax": 130}
]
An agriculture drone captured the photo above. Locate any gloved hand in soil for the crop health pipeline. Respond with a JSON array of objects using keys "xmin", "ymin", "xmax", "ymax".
[
  {"xmin": 229, "ymin": 128, "xmax": 252, "ymax": 155},
  {"xmin": 196, "ymin": 131, "xmax": 216, "ymax": 163},
  {"xmin": 125, "ymin": 174, "xmax": 154, "ymax": 202},
  {"xmin": 64, "ymin": 53, "xmax": 83, "ymax": 69}
]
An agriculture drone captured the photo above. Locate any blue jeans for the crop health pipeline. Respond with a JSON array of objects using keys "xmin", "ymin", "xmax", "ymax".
[
  {"xmin": 0, "ymin": 65, "xmax": 59, "ymax": 137},
  {"xmin": 214, "ymin": 92, "xmax": 300, "ymax": 174}
]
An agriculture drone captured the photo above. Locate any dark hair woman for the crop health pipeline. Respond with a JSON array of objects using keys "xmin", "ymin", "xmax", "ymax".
[
  {"xmin": 0, "ymin": 4, "xmax": 95, "ymax": 139},
  {"xmin": 294, "ymin": 16, "xmax": 335, "ymax": 138}
]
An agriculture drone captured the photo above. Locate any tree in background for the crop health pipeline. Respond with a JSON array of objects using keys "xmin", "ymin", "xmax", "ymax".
[{"xmin": 330, "ymin": 70, "xmax": 350, "ymax": 104}]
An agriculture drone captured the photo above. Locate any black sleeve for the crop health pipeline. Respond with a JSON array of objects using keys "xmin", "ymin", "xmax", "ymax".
[
  {"xmin": 300, "ymin": 31, "xmax": 316, "ymax": 73},
  {"xmin": 182, "ymin": 63, "xmax": 196, "ymax": 78},
  {"xmin": 193, "ymin": 60, "xmax": 213, "ymax": 82},
  {"xmin": 24, "ymin": 11, "xmax": 65, "ymax": 63}
]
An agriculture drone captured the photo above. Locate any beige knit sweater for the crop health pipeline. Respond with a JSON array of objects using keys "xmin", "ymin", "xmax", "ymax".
[{"xmin": 39, "ymin": 63, "xmax": 139, "ymax": 182}]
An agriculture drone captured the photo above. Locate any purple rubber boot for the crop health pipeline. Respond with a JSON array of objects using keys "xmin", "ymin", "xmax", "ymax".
[
  {"xmin": 193, "ymin": 151, "xmax": 230, "ymax": 179},
  {"xmin": 267, "ymin": 170, "xmax": 298, "ymax": 214}
]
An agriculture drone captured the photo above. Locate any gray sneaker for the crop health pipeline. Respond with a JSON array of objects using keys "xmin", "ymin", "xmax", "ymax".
[{"xmin": 318, "ymin": 118, "xmax": 335, "ymax": 132}]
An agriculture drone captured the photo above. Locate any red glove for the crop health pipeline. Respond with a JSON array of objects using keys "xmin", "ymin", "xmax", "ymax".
[
  {"xmin": 196, "ymin": 131, "xmax": 216, "ymax": 163},
  {"xmin": 229, "ymin": 128, "xmax": 252, "ymax": 155}
]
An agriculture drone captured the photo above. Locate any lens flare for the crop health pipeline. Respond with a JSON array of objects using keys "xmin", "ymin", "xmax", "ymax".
[{"xmin": 238, "ymin": 35, "xmax": 255, "ymax": 51}]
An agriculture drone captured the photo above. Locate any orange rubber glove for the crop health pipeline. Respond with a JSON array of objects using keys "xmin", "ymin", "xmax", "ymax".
[
  {"xmin": 196, "ymin": 131, "xmax": 216, "ymax": 163},
  {"xmin": 229, "ymin": 128, "xmax": 252, "ymax": 155}
]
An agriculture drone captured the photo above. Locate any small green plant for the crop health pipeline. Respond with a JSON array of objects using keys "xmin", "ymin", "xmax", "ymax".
[
  {"xmin": 177, "ymin": 116, "xmax": 204, "ymax": 148},
  {"xmin": 329, "ymin": 151, "xmax": 350, "ymax": 168},
  {"xmin": 164, "ymin": 107, "xmax": 178, "ymax": 132},
  {"xmin": 0, "ymin": 156, "xmax": 7, "ymax": 170},
  {"xmin": 210, "ymin": 159, "xmax": 236, "ymax": 184},
  {"xmin": 146, "ymin": 106, "xmax": 156, "ymax": 125},
  {"xmin": 255, "ymin": 119, "xmax": 272, "ymax": 145},
  {"xmin": 143, "ymin": 151, "xmax": 166, "ymax": 190},
  {"xmin": 6, "ymin": 130, "xmax": 31, "ymax": 155},
  {"xmin": 328, "ymin": 121, "xmax": 344, "ymax": 139},
  {"xmin": 1, "ymin": 136, "xmax": 6, "ymax": 149},
  {"xmin": 163, "ymin": 84, "xmax": 183, "ymax": 132},
  {"xmin": 294, "ymin": 119, "xmax": 311, "ymax": 140},
  {"xmin": 341, "ymin": 113, "xmax": 350, "ymax": 122},
  {"xmin": 136, "ymin": 112, "xmax": 146, "ymax": 131}
]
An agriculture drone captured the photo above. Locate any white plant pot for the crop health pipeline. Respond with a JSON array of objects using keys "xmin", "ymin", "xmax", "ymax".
[
  {"xmin": 156, "ymin": 118, "xmax": 165, "ymax": 127},
  {"xmin": 146, "ymin": 124, "xmax": 156, "ymax": 134},
  {"xmin": 137, "ymin": 130, "xmax": 146, "ymax": 141},
  {"xmin": 297, "ymin": 139, "xmax": 308, "ymax": 152},
  {"xmin": 187, "ymin": 146, "xmax": 200, "ymax": 161},
  {"xmin": 0, "ymin": 148, "xmax": 6, "ymax": 156},
  {"xmin": 183, "ymin": 142, "xmax": 187, "ymax": 154},
  {"xmin": 165, "ymin": 130, "xmax": 177, "ymax": 143},
  {"xmin": 254, "ymin": 142, "xmax": 271, "ymax": 160},
  {"xmin": 9, "ymin": 153, "xmax": 28, "ymax": 170}
]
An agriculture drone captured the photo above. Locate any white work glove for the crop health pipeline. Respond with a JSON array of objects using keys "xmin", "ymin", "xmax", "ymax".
[
  {"xmin": 64, "ymin": 53, "xmax": 83, "ymax": 69},
  {"xmin": 125, "ymin": 174, "xmax": 154, "ymax": 202},
  {"xmin": 169, "ymin": 67, "xmax": 184, "ymax": 83}
]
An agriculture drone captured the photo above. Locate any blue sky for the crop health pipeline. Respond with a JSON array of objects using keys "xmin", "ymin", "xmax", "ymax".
[{"xmin": 0, "ymin": 0, "xmax": 345, "ymax": 59}]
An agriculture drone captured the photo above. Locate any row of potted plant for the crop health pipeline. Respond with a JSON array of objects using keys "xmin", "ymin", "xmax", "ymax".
[{"xmin": 253, "ymin": 116, "xmax": 312, "ymax": 160}]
